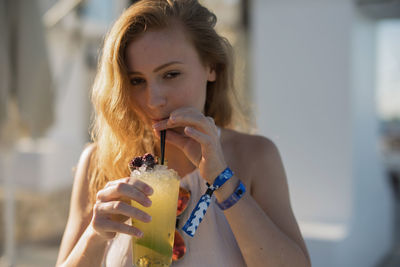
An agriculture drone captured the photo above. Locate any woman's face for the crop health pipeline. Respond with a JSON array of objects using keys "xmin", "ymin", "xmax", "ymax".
[{"xmin": 125, "ymin": 25, "xmax": 216, "ymax": 127}]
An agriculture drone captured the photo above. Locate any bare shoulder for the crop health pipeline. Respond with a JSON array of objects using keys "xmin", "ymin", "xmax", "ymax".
[
  {"xmin": 56, "ymin": 143, "xmax": 97, "ymax": 265},
  {"xmin": 220, "ymin": 128, "xmax": 278, "ymax": 156},
  {"xmin": 73, "ymin": 142, "xmax": 97, "ymax": 214},
  {"xmin": 77, "ymin": 142, "xmax": 97, "ymax": 177},
  {"xmin": 221, "ymin": 128, "xmax": 310, "ymax": 261},
  {"xmin": 220, "ymin": 128, "xmax": 282, "ymax": 187}
]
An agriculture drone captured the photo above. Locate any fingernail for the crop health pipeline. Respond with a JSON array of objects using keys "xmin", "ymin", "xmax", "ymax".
[
  {"xmin": 146, "ymin": 186, "xmax": 153, "ymax": 195},
  {"xmin": 146, "ymin": 215, "xmax": 152, "ymax": 222},
  {"xmin": 145, "ymin": 198, "xmax": 152, "ymax": 206},
  {"xmin": 137, "ymin": 231, "xmax": 143, "ymax": 238}
]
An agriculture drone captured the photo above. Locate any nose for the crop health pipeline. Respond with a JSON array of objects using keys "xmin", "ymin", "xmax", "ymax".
[{"xmin": 147, "ymin": 82, "xmax": 167, "ymax": 109}]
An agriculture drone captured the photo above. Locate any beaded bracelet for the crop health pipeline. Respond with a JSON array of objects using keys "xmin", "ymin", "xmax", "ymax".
[
  {"xmin": 216, "ymin": 180, "xmax": 246, "ymax": 210},
  {"xmin": 182, "ymin": 167, "xmax": 234, "ymax": 237}
]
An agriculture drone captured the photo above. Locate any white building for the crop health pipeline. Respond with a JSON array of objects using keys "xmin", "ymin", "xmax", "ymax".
[{"xmin": 251, "ymin": 0, "xmax": 399, "ymax": 266}]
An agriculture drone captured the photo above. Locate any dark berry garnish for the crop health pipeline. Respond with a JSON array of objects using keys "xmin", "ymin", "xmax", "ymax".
[
  {"xmin": 142, "ymin": 153, "xmax": 156, "ymax": 169},
  {"xmin": 143, "ymin": 153, "xmax": 155, "ymax": 162},
  {"xmin": 129, "ymin": 153, "xmax": 158, "ymax": 172},
  {"xmin": 132, "ymin": 156, "xmax": 144, "ymax": 167},
  {"xmin": 129, "ymin": 156, "xmax": 144, "ymax": 171}
]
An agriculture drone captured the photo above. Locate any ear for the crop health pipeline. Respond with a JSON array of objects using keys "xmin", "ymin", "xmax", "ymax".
[{"xmin": 207, "ymin": 65, "xmax": 216, "ymax": 82}]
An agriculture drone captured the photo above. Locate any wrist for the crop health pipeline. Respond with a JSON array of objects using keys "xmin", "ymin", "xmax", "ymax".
[
  {"xmin": 214, "ymin": 175, "xmax": 239, "ymax": 203},
  {"xmin": 205, "ymin": 163, "xmax": 228, "ymax": 185},
  {"xmin": 215, "ymin": 179, "xmax": 246, "ymax": 210},
  {"xmin": 87, "ymin": 223, "xmax": 113, "ymax": 245}
]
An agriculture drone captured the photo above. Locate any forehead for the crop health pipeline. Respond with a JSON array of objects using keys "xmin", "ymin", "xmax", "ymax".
[{"xmin": 125, "ymin": 26, "xmax": 202, "ymax": 71}]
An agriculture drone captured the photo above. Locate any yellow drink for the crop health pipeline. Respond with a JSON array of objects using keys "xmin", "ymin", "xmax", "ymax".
[{"xmin": 130, "ymin": 165, "xmax": 180, "ymax": 267}]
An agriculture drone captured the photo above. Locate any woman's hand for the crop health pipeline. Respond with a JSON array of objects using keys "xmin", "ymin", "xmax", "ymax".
[
  {"xmin": 153, "ymin": 107, "xmax": 227, "ymax": 184},
  {"xmin": 90, "ymin": 177, "xmax": 153, "ymax": 240}
]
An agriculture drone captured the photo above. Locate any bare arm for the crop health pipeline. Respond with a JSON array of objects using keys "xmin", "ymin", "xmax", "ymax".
[
  {"xmin": 56, "ymin": 144, "xmax": 108, "ymax": 266},
  {"xmin": 56, "ymin": 144, "xmax": 153, "ymax": 267},
  {"xmin": 214, "ymin": 137, "xmax": 311, "ymax": 267}
]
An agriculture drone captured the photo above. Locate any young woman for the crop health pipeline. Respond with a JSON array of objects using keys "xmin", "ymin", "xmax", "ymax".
[{"xmin": 56, "ymin": 0, "xmax": 310, "ymax": 266}]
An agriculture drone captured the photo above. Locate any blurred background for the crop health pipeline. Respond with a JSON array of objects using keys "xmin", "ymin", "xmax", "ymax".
[{"xmin": 0, "ymin": 0, "xmax": 399, "ymax": 266}]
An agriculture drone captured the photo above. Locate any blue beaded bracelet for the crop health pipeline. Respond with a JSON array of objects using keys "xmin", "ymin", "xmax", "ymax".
[{"xmin": 216, "ymin": 180, "xmax": 246, "ymax": 210}]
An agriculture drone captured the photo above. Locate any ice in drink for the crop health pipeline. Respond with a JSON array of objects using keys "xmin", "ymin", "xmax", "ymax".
[{"xmin": 129, "ymin": 155, "xmax": 180, "ymax": 267}]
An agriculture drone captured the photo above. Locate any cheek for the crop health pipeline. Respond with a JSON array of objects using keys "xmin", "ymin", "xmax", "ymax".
[
  {"xmin": 177, "ymin": 78, "xmax": 206, "ymax": 105},
  {"xmin": 178, "ymin": 74, "xmax": 208, "ymax": 109},
  {"xmin": 128, "ymin": 91, "xmax": 148, "ymax": 117},
  {"xmin": 129, "ymin": 85, "xmax": 148, "ymax": 106}
]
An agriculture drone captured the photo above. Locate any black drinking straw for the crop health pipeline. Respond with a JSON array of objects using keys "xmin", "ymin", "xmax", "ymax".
[{"xmin": 160, "ymin": 130, "xmax": 166, "ymax": 165}]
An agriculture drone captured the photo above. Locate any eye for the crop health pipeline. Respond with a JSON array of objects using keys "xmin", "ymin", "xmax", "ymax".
[
  {"xmin": 130, "ymin": 77, "xmax": 145, "ymax": 86},
  {"xmin": 164, "ymin": 71, "xmax": 181, "ymax": 79}
]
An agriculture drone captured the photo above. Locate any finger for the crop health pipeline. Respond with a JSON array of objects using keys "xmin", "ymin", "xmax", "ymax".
[
  {"xmin": 97, "ymin": 183, "xmax": 152, "ymax": 207},
  {"xmin": 104, "ymin": 177, "xmax": 130, "ymax": 188},
  {"xmin": 104, "ymin": 178, "xmax": 153, "ymax": 197},
  {"xmin": 171, "ymin": 113, "xmax": 217, "ymax": 135},
  {"xmin": 169, "ymin": 106, "xmax": 198, "ymax": 118},
  {"xmin": 163, "ymin": 128, "xmax": 191, "ymax": 148},
  {"xmin": 153, "ymin": 111, "xmax": 216, "ymax": 136},
  {"xmin": 151, "ymin": 107, "xmax": 196, "ymax": 130},
  {"xmin": 184, "ymin": 126, "xmax": 215, "ymax": 151},
  {"xmin": 128, "ymin": 178, "xmax": 154, "ymax": 196},
  {"xmin": 151, "ymin": 109, "xmax": 198, "ymax": 130},
  {"xmin": 105, "ymin": 178, "xmax": 153, "ymax": 196},
  {"xmin": 96, "ymin": 201, "xmax": 152, "ymax": 223},
  {"xmin": 153, "ymin": 127, "xmax": 194, "ymax": 151},
  {"xmin": 93, "ymin": 217, "xmax": 143, "ymax": 238},
  {"xmin": 154, "ymin": 128, "xmax": 202, "ymax": 165}
]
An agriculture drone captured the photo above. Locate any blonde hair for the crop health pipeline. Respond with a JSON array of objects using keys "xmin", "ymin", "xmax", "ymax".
[{"xmin": 88, "ymin": 0, "xmax": 237, "ymax": 203}]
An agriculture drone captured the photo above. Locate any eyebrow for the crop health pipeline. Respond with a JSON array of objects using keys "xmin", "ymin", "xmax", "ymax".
[{"xmin": 128, "ymin": 61, "xmax": 183, "ymax": 75}]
